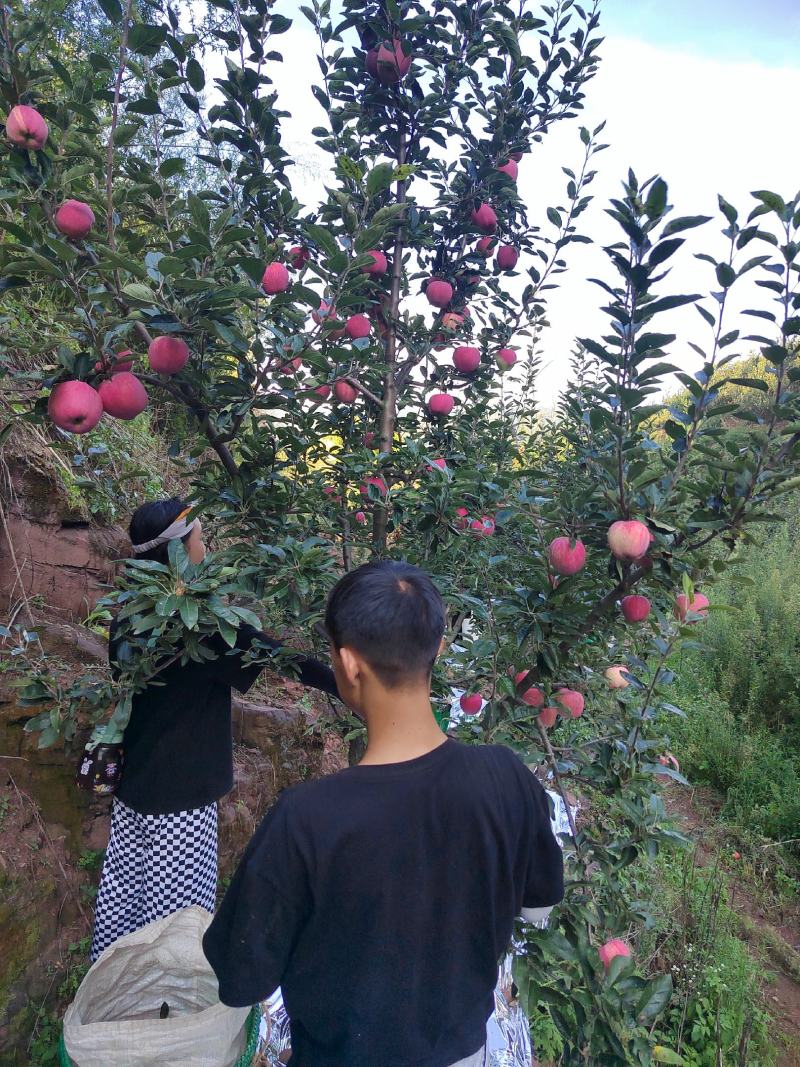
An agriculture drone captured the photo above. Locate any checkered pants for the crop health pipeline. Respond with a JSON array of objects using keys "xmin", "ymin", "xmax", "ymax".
[{"xmin": 91, "ymin": 797, "xmax": 217, "ymax": 961}]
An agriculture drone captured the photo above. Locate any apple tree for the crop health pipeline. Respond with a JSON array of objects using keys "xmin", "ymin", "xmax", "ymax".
[{"xmin": 2, "ymin": 0, "xmax": 800, "ymax": 1061}]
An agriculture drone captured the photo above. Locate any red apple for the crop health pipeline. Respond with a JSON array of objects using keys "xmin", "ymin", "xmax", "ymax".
[
  {"xmin": 47, "ymin": 380, "xmax": 103, "ymax": 434},
  {"xmin": 334, "ymin": 380, "xmax": 357, "ymax": 404},
  {"xmin": 313, "ymin": 301, "xmax": 346, "ymax": 338},
  {"xmin": 278, "ymin": 356, "xmax": 302, "ymax": 375},
  {"xmin": 148, "ymin": 336, "xmax": 190, "ymax": 374},
  {"xmin": 426, "ymin": 279, "xmax": 453, "ymax": 308},
  {"xmin": 497, "ymin": 159, "xmax": 518, "ymax": 181},
  {"xmin": 355, "ymin": 511, "xmax": 367, "ymax": 524},
  {"xmin": 363, "ymin": 249, "xmax": 387, "ymax": 275},
  {"xmin": 363, "ymin": 431, "xmax": 376, "ymax": 448},
  {"xmin": 521, "ymin": 685, "xmax": 545, "ymax": 708},
  {"xmin": 346, "ymin": 314, "xmax": 371, "ymax": 339},
  {"xmin": 288, "ymin": 245, "xmax": 310, "ymax": 269},
  {"xmin": 674, "ymin": 592, "xmax": 709, "ymax": 622},
  {"xmin": 732, "ymin": 851, "xmax": 741, "ymax": 861},
  {"xmin": 471, "ymin": 203, "xmax": 497, "ymax": 234},
  {"xmin": 428, "ymin": 392, "xmax": 454, "ymax": 417},
  {"xmin": 469, "ymin": 515, "xmax": 495, "ymax": 537},
  {"xmin": 460, "ymin": 693, "xmax": 483, "ymax": 715},
  {"xmin": 538, "ymin": 706, "xmax": 559, "ymax": 729},
  {"xmin": 441, "ymin": 311, "xmax": 465, "ymax": 331},
  {"xmin": 453, "ymin": 346, "xmax": 481, "ymax": 373},
  {"xmin": 509, "ymin": 151, "xmax": 523, "ymax": 162},
  {"xmin": 496, "ymin": 348, "xmax": 517, "ymax": 371},
  {"xmin": 98, "ymin": 372, "xmax": 148, "ymax": 420},
  {"xmin": 607, "ymin": 519, "xmax": 651, "ymax": 562},
  {"xmin": 312, "ymin": 384, "xmax": 331, "ymax": 400},
  {"xmin": 476, "ymin": 237, "xmax": 495, "ymax": 258},
  {"xmin": 548, "ymin": 536, "xmax": 586, "ymax": 576},
  {"xmin": 95, "ymin": 349, "xmax": 134, "ymax": 374},
  {"xmin": 6, "ymin": 104, "xmax": 49, "ymax": 150},
  {"xmin": 366, "ymin": 38, "xmax": 412, "ymax": 84},
  {"xmin": 621, "ymin": 594, "xmax": 651, "ymax": 623},
  {"xmin": 427, "ymin": 457, "xmax": 447, "ymax": 472},
  {"xmin": 554, "ymin": 688, "xmax": 585, "ymax": 718},
  {"xmin": 598, "ymin": 939, "xmax": 631, "ymax": 972},
  {"xmin": 604, "ymin": 665, "xmax": 630, "ymax": 690},
  {"xmin": 360, "ymin": 476, "xmax": 388, "ymax": 497},
  {"xmin": 261, "ymin": 262, "xmax": 290, "ymax": 295},
  {"xmin": 322, "ymin": 486, "xmax": 342, "ymax": 503},
  {"xmin": 54, "ymin": 199, "xmax": 94, "ymax": 239},
  {"xmin": 496, "ymin": 244, "xmax": 519, "ymax": 271},
  {"xmin": 455, "ymin": 506, "xmax": 470, "ymax": 530}
]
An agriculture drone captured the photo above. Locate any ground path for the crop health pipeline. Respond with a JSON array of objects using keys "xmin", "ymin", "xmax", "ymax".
[{"xmin": 664, "ymin": 784, "xmax": 800, "ymax": 1067}]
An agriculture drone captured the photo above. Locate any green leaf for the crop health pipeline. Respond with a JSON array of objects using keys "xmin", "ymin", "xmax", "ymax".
[
  {"xmin": 636, "ymin": 973, "xmax": 673, "ymax": 1022},
  {"xmin": 305, "ymin": 223, "xmax": 339, "ymax": 260},
  {"xmin": 653, "ymin": 1047, "xmax": 687, "ymax": 1065},
  {"xmin": 751, "ymin": 189, "xmax": 785, "ymax": 214},
  {"xmin": 715, "ymin": 262, "xmax": 736, "ymax": 288},
  {"xmin": 645, "ymin": 177, "xmax": 668, "ymax": 219},
  {"xmin": 661, "ymin": 215, "xmax": 712, "ymax": 237},
  {"xmin": 366, "ymin": 163, "xmax": 394, "ymax": 197},
  {"xmin": 127, "ymin": 23, "xmax": 169, "ymax": 55},
  {"xmin": 122, "ymin": 282, "xmax": 155, "ymax": 303},
  {"xmin": 178, "ymin": 597, "xmax": 199, "ymax": 629},
  {"xmin": 186, "ymin": 57, "xmax": 205, "ymax": 91},
  {"xmin": 97, "ymin": 0, "xmax": 123, "ymax": 20}
]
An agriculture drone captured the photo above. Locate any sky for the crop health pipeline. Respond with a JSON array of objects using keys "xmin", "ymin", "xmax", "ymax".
[{"xmin": 219, "ymin": 0, "xmax": 800, "ymax": 401}]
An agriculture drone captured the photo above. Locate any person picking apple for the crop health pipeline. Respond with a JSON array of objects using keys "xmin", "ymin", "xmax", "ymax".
[
  {"xmin": 203, "ymin": 560, "xmax": 564, "ymax": 1067},
  {"xmin": 90, "ymin": 497, "xmax": 340, "ymax": 962}
]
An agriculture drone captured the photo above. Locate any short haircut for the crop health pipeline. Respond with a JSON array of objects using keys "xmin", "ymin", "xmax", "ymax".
[
  {"xmin": 129, "ymin": 497, "xmax": 189, "ymax": 565},
  {"xmin": 325, "ymin": 560, "xmax": 445, "ymax": 688}
]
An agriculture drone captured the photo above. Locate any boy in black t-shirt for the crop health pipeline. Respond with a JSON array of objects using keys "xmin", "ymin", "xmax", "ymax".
[{"xmin": 203, "ymin": 561, "xmax": 564, "ymax": 1067}]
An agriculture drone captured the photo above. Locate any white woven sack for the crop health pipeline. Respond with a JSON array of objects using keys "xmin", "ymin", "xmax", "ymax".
[{"xmin": 62, "ymin": 906, "xmax": 251, "ymax": 1067}]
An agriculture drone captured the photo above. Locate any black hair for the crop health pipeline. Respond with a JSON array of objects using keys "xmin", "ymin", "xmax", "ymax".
[
  {"xmin": 129, "ymin": 497, "xmax": 190, "ymax": 564},
  {"xmin": 325, "ymin": 560, "xmax": 445, "ymax": 688}
]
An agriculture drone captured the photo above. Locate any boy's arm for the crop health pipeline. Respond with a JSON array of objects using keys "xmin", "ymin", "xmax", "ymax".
[
  {"xmin": 203, "ymin": 793, "xmax": 310, "ymax": 1007},
  {"xmin": 520, "ymin": 765, "xmax": 565, "ymax": 911}
]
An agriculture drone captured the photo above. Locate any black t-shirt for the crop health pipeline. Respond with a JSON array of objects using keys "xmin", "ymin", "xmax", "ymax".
[
  {"xmin": 203, "ymin": 739, "xmax": 564, "ymax": 1067},
  {"xmin": 109, "ymin": 621, "xmax": 338, "ymax": 816}
]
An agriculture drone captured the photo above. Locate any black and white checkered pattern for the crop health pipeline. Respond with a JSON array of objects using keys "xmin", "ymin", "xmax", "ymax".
[{"xmin": 91, "ymin": 797, "xmax": 218, "ymax": 961}]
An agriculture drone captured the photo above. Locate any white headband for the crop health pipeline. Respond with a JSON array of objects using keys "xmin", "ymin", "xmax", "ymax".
[{"xmin": 131, "ymin": 511, "xmax": 198, "ymax": 554}]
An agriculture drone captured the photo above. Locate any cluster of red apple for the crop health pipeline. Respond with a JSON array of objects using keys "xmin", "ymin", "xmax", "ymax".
[
  {"xmin": 47, "ymin": 338, "xmax": 189, "ymax": 433},
  {"xmin": 457, "ymin": 519, "xmax": 709, "ymax": 727},
  {"xmin": 5, "ymin": 104, "xmax": 96, "ymax": 238}
]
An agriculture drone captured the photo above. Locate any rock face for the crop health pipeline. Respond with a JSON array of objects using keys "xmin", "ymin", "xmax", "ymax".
[
  {"xmin": 0, "ymin": 619, "xmax": 346, "ymax": 1062},
  {"xmin": 0, "ymin": 461, "xmax": 128, "ymax": 622}
]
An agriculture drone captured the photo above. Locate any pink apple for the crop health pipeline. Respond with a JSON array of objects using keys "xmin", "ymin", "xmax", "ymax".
[
  {"xmin": 604, "ymin": 665, "xmax": 630, "ymax": 690},
  {"xmin": 6, "ymin": 104, "xmax": 49, "ymax": 150},
  {"xmin": 148, "ymin": 336, "xmax": 190, "ymax": 374},
  {"xmin": 441, "ymin": 311, "xmax": 465, "ymax": 331},
  {"xmin": 312, "ymin": 301, "xmax": 345, "ymax": 338},
  {"xmin": 346, "ymin": 314, "xmax": 371, "ymax": 339},
  {"xmin": 366, "ymin": 38, "xmax": 412, "ymax": 84},
  {"xmin": 554, "ymin": 688, "xmax": 585, "ymax": 718},
  {"xmin": 471, "ymin": 203, "xmax": 497, "ymax": 234},
  {"xmin": 598, "ymin": 939, "xmax": 631, "ymax": 972},
  {"xmin": 288, "ymin": 245, "xmax": 310, "ymax": 269},
  {"xmin": 453, "ymin": 346, "xmax": 481, "ymax": 373},
  {"xmin": 621, "ymin": 594, "xmax": 651, "ymax": 623},
  {"xmin": 95, "ymin": 349, "xmax": 134, "ymax": 374},
  {"xmin": 54, "ymin": 199, "xmax": 94, "ymax": 239},
  {"xmin": 674, "ymin": 592, "xmax": 709, "ymax": 622},
  {"xmin": 496, "ymin": 348, "xmax": 517, "ymax": 371},
  {"xmin": 460, "ymin": 693, "xmax": 483, "ymax": 715},
  {"xmin": 476, "ymin": 237, "xmax": 495, "ymax": 258},
  {"xmin": 426, "ymin": 279, "xmax": 453, "ymax": 308},
  {"xmin": 47, "ymin": 380, "xmax": 103, "ymax": 434},
  {"xmin": 360, "ymin": 476, "xmax": 388, "ymax": 497},
  {"xmin": 521, "ymin": 685, "xmax": 545, "ymax": 708},
  {"xmin": 334, "ymin": 380, "xmax": 357, "ymax": 404},
  {"xmin": 497, "ymin": 159, "xmax": 518, "ymax": 181},
  {"xmin": 363, "ymin": 249, "xmax": 387, "ymax": 275},
  {"xmin": 428, "ymin": 392, "xmax": 454, "ymax": 417},
  {"xmin": 312, "ymin": 384, "xmax": 331, "ymax": 400},
  {"xmin": 469, "ymin": 515, "xmax": 495, "ymax": 537},
  {"xmin": 427, "ymin": 457, "xmax": 447, "ymax": 472},
  {"xmin": 455, "ymin": 506, "xmax": 470, "ymax": 529},
  {"xmin": 549, "ymin": 536, "xmax": 586, "ymax": 576},
  {"xmin": 278, "ymin": 356, "xmax": 302, "ymax": 374},
  {"xmin": 261, "ymin": 262, "xmax": 290, "ymax": 294},
  {"xmin": 538, "ymin": 706, "xmax": 559, "ymax": 729},
  {"xmin": 355, "ymin": 511, "xmax": 367, "ymax": 524},
  {"xmin": 98, "ymin": 372, "xmax": 148, "ymax": 420},
  {"xmin": 496, "ymin": 244, "xmax": 519, "ymax": 271},
  {"xmin": 607, "ymin": 519, "xmax": 651, "ymax": 562},
  {"xmin": 322, "ymin": 486, "xmax": 342, "ymax": 503}
]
